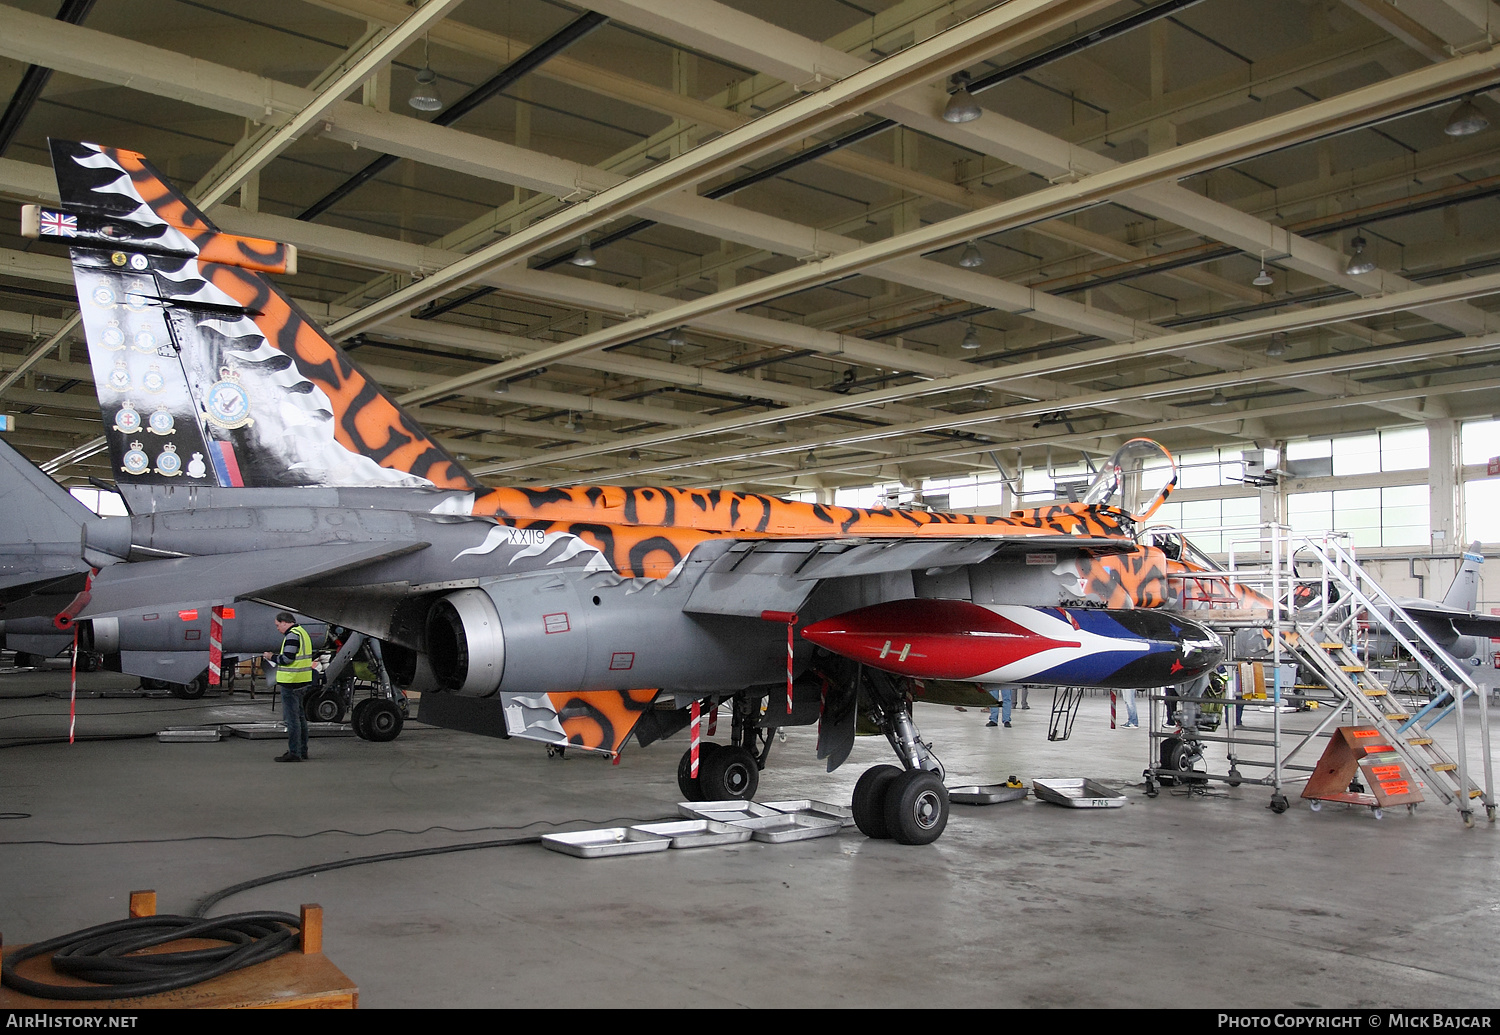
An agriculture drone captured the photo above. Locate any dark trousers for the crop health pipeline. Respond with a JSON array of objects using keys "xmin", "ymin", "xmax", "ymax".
[{"xmin": 280, "ymin": 683, "xmax": 309, "ymax": 758}]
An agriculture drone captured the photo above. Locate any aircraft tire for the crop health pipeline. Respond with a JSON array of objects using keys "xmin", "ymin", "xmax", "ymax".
[
  {"xmin": 305, "ymin": 688, "xmax": 346, "ymax": 724},
  {"xmin": 700, "ymin": 744, "xmax": 758, "ymax": 801},
  {"xmin": 883, "ymin": 769, "xmax": 949, "ymax": 846},
  {"xmin": 675, "ymin": 743, "xmax": 721, "ymax": 801},
  {"xmin": 351, "ymin": 699, "xmax": 375, "ymax": 740},
  {"xmin": 364, "ymin": 699, "xmax": 404, "ymax": 742},
  {"xmin": 852, "ymin": 764, "xmax": 902, "ymax": 839},
  {"xmin": 169, "ymin": 675, "xmax": 207, "ymax": 700}
]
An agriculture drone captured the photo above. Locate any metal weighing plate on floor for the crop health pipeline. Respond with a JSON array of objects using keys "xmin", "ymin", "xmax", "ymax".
[
  {"xmin": 678, "ymin": 800, "xmax": 779, "ymax": 823},
  {"xmin": 157, "ymin": 727, "xmax": 222, "ymax": 743},
  {"xmin": 761, "ymin": 799, "xmax": 855, "ymax": 827},
  {"xmin": 949, "ymin": 784, "xmax": 1028, "ymax": 806},
  {"xmin": 630, "ymin": 819, "xmax": 752, "ymax": 849},
  {"xmin": 222, "ymin": 722, "xmax": 356, "ymax": 740},
  {"xmin": 542, "ymin": 828, "xmax": 672, "ymax": 858},
  {"xmin": 1032, "ymin": 778, "xmax": 1127, "ymax": 808},
  {"xmin": 728, "ymin": 813, "xmax": 843, "ymax": 843}
]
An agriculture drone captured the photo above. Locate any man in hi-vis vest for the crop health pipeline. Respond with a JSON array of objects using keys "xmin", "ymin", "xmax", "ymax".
[{"xmin": 264, "ymin": 611, "xmax": 314, "ymax": 762}]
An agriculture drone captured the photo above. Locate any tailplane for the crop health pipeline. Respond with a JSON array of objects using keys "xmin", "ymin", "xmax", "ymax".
[
  {"xmin": 26, "ymin": 140, "xmax": 478, "ymax": 495},
  {"xmin": 1441, "ymin": 542, "xmax": 1484, "ymax": 611}
]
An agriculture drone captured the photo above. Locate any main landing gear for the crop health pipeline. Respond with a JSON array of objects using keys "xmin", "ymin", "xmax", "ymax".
[
  {"xmin": 672, "ymin": 666, "xmax": 951, "ymax": 845},
  {"xmin": 677, "ymin": 699, "xmax": 773, "ymax": 802},
  {"xmin": 849, "ymin": 670, "xmax": 949, "ymax": 845}
]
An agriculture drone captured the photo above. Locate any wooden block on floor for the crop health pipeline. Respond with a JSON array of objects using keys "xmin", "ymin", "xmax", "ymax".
[
  {"xmin": 0, "ymin": 944, "xmax": 357, "ymax": 1009},
  {"xmin": 0, "ymin": 901, "xmax": 355, "ymax": 1009}
]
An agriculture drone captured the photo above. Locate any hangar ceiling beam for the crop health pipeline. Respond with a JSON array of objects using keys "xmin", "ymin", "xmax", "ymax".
[
  {"xmin": 188, "ymin": 0, "xmax": 466, "ymax": 210},
  {"xmin": 401, "ymin": 47, "xmax": 1500, "ymax": 418},
  {"xmin": 321, "ymin": 0, "xmax": 1124, "ymax": 336},
  {"xmin": 620, "ymin": 338, "xmax": 1500, "ymax": 482},
  {"xmin": 469, "ymin": 266, "xmax": 1500, "ymax": 476},
  {"xmin": 0, "ymin": 7, "xmax": 1285, "ymax": 387},
  {"xmin": 589, "ymin": 0, "xmax": 1499, "ymax": 339},
  {"xmin": 754, "ymin": 374, "xmax": 1500, "ymax": 493}
]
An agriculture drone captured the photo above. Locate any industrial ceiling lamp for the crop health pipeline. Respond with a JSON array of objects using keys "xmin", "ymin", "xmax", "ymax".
[
  {"xmin": 1252, "ymin": 250, "xmax": 1274, "ymax": 287},
  {"xmin": 1344, "ymin": 234, "xmax": 1376, "ymax": 276},
  {"xmin": 1209, "ymin": 390, "xmax": 1228, "ymax": 407},
  {"xmin": 961, "ymin": 324, "xmax": 982, "ymax": 350},
  {"xmin": 958, "ymin": 240, "xmax": 985, "ymax": 268},
  {"xmin": 493, "ymin": 379, "xmax": 509, "ymax": 394},
  {"xmin": 571, "ymin": 235, "xmax": 597, "ymax": 267},
  {"xmin": 942, "ymin": 72, "xmax": 982, "ymax": 123},
  {"xmin": 1444, "ymin": 95, "xmax": 1489, "ymax": 137},
  {"xmin": 408, "ymin": 36, "xmax": 443, "ymax": 112},
  {"xmin": 1266, "ymin": 331, "xmax": 1287, "ymax": 357},
  {"xmin": 628, "ymin": 448, "xmax": 641, "ymax": 462},
  {"xmin": 664, "ymin": 327, "xmax": 687, "ymax": 346}
]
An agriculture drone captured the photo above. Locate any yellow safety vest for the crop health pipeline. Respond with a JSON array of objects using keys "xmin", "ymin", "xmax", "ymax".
[{"xmin": 276, "ymin": 625, "xmax": 315, "ymax": 686}]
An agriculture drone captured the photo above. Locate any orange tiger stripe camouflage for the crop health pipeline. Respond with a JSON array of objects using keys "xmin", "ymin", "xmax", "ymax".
[
  {"xmin": 474, "ymin": 484, "xmax": 1056, "ymax": 536},
  {"xmin": 547, "ymin": 687, "xmax": 659, "ymax": 753},
  {"xmin": 1071, "ymin": 547, "xmax": 1174, "ymax": 609},
  {"xmin": 202, "ymin": 261, "xmax": 476, "ymax": 490},
  {"xmin": 1166, "ymin": 558, "xmax": 1275, "ymax": 609}
]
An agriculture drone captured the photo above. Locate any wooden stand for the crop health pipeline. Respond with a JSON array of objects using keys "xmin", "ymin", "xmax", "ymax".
[
  {"xmin": 1301, "ymin": 726, "xmax": 1424, "ymax": 812},
  {"xmin": 0, "ymin": 891, "xmax": 357, "ymax": 1009}
]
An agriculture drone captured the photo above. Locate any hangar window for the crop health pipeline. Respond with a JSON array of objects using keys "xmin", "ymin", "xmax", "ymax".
[
  {"xmin": 1287, "ymin": 486, "xmax": 1428, "ymax": 548},
  {"xmin": 1151, "ymin": 496, "xmax": 1259, "ymax": 554},
  {"xmin": 1460, "ymin": 418, "xmax": 1499, "ymax": 465},
  {"xmin": 1466, "ymin": 480, "xmax": 1500, "ymax": 543},
  {"xmin": 1173, "ymin": 448, "xmax": 1241, "ymax": 488},
  {"xmin": 834, "ymin": 482, "xmax": 900, "ymax": 509},
  {"xmin": 70, "ymin": 486, "xmax": 127, "ymax": 516},
  {"xmin": 1287, "ymin": 428, "xmax": 1427, "ymax": 475},
  {"xmin": 923, "ymin": 473, "xmax": 1007, "ymax": 510}
]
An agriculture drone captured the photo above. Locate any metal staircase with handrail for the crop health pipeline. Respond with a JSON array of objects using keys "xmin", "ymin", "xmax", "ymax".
[{"xmin": 1145, "ymin": 523, "xmax": 1495, "ymax": 826}]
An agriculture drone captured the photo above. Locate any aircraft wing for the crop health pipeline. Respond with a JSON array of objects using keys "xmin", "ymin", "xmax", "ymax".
[
  {"xmin": 78, "ymin": 541, "xmax": 429, "ymax": 618},
  {"xmin": 683, "ymin": 534, "xmax": 1135, "ymax": 618},
  {"xmin": 1400, "ymin": 602, "xmax": 1500, "ymax": 639}
]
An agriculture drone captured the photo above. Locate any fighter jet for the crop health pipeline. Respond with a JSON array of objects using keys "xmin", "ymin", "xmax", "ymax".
[
  {"xmin": 0, "ymin": 440, "xmax": 322, "ymax": 695},
  {"xmin": 1366, "ymin": 543, "xmax": 1498, "ymax": 671},
  {"xmin": 0, "ymin": 141, "xmax": 1225, "ymax": 845}
]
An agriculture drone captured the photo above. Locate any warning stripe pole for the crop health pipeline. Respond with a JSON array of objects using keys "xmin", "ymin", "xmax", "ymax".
[
  {"xmin": 707, "ymin": 703, "xmax": 717, "ymax": 737},
  {"xmin": 208, "ymin": 605, "xmax": 224, "ymax": 686},
  {"xmin": 1110, "ymin": 690, "xmax": 1117, "ymax": 730},
  {"xmin": 786, "ymin": 617, "xmax": 795, "ymax": 714},
  {"xmin": 689, "ymin": 699, "xmax": 701, "ymax": 778},
  {"xmin": 69, "ymin": 626, "xmax": 78, "ymax": 744}
]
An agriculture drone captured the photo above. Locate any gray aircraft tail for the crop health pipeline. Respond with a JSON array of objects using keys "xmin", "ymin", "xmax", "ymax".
[
  {"xmin": 1441, "ymin": 542, "xmax": 1484, "ymax": 611},
  {"xmin": 25, "ymin": 140, "xmax": 478, "ymax": 496}
]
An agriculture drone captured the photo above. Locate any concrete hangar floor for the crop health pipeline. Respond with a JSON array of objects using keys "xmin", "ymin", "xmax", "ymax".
[{"xmin": 2, "ymin": 662, "xmax": 1496, "ymax": 1010}]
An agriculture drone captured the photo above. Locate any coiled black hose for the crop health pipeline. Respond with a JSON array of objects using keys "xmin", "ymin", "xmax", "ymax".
[{"xmin": 1, "ymin": 911, "xmax": 301, "ymax": 1000}]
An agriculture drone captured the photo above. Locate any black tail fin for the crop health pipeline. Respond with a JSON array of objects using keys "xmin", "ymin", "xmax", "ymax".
[{"xmin": 26, "ymin": 140, "xmax": 478, "ymax": 494}]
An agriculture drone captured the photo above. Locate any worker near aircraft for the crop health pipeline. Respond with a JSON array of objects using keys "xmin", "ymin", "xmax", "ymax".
[{"xmin": 264, "ymin": 611, "xmax": 314, "ymax": 762}]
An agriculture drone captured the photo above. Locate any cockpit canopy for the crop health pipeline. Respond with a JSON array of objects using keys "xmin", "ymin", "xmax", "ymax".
[{"xmin": 1082, "ymin": 438, "xmax": 1177, "ymax": 523}]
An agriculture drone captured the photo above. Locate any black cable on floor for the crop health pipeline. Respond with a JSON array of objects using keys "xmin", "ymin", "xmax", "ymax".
[
  {"xmin": 191, "ymin": 814, "xmax": 678, "ymax": 918},
  {"xmin": 192, "ymin": 836, "xmax": 543, "ymax": 916},
  {"xmin": 1, "ymin": 911, "xmax": 301, "ymax": 1001}
]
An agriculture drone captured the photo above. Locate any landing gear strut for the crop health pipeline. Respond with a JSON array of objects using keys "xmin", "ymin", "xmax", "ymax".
[
  {"xmin": 850, "ymin": 669, "xmax": 950, "ymax": 845},
  {"xmin": 675, "ymin": 697, "xmax": 771, "ymax": 802}
]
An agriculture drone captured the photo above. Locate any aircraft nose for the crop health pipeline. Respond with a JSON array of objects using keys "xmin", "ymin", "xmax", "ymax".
[{"xmin": 1179, "ymin": 624, "xmax": 1225, "ymax": 668}]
